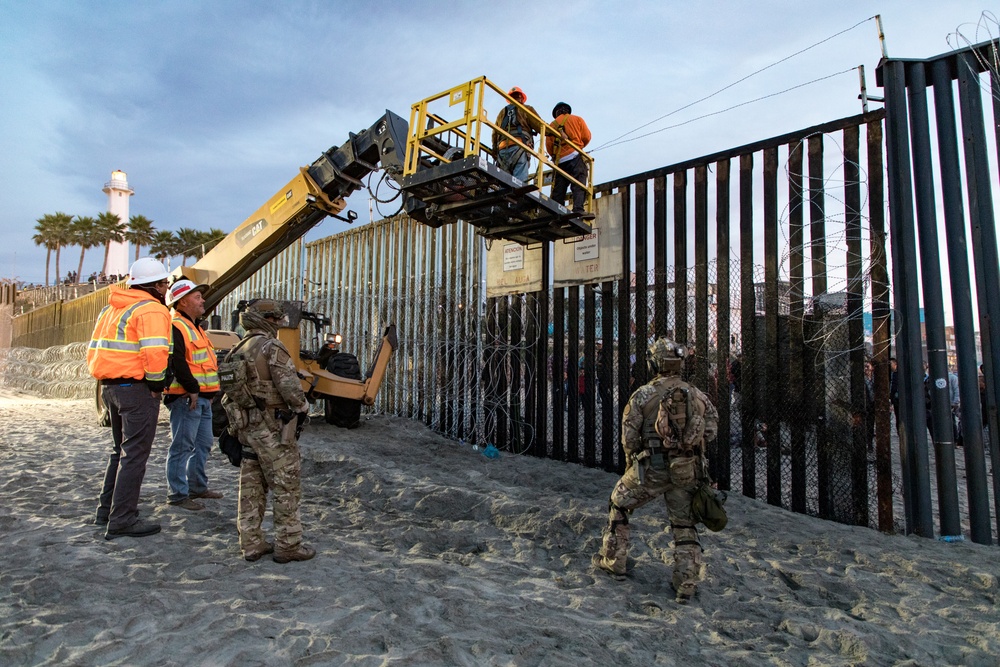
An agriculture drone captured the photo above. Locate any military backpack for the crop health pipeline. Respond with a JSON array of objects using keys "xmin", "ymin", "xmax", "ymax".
[{"xmin": 653, "ymin": 380, "xmax": 708, "ymax": 454}]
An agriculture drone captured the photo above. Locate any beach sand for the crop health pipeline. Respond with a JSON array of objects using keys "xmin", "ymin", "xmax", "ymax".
[{"xmin": 1, "ymin": 388, "xmax": 998, "ymax": 666}]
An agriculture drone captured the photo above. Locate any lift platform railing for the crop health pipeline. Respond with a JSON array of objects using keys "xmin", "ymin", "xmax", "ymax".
[{"xmin": 403, "ymin": 76, "xmax": 594, "ymax": 215}]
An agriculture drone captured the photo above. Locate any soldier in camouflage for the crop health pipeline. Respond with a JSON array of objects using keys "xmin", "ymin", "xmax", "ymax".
[
  {"xmin": 593, "ymin": 337, "xmax": 719, "ymax": 602},
  {"xmin": 229, "ymin": 299, "xmax": 315, "ymax": 564}
]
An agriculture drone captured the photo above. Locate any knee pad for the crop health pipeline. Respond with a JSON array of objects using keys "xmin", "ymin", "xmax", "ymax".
[
  {"xmin": 608, "ymin": 501, "xmax": 630, "ymax": 528},
  {"xmin": 673, "ymin": 524, "xmax": 700, "ymax": 547}
]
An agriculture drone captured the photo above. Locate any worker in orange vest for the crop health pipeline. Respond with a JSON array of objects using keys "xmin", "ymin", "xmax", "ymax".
[
  {"xmin": 163, "ymin": 279, "xmax": 222, "ymax": 511},
  {"xmin": 492, "ymin": 86, "xmax": 543, "ymax": 182},
  {"xmin": 88, "ymin": 257, "xmax": 172, "ymax": 539},
  {"xmin": 546, "ymin": 102, "xmax": 595, "ymax": 220}
]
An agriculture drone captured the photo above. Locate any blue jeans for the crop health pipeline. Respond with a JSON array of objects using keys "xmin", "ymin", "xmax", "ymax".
[
  {"xmin": 498, "ymin": 146, "xmax": 530, "ymax": 182},
  {"xmin": 166, "ymin": 396, "xmax": 214, "ymax": 502}
]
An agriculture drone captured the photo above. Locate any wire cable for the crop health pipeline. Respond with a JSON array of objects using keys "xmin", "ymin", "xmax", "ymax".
[
  {"xmin": 592, "ymin": 16, "xmax": 877, "ymax": 152},
  {"xmin": 596, "ymin": 67, "xmax": 860, "ymax": 151}
]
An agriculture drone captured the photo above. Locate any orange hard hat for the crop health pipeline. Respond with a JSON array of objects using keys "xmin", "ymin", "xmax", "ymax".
[{"xmin": 508, "ymin": 86, "xmax": 526, "ymax": 102}]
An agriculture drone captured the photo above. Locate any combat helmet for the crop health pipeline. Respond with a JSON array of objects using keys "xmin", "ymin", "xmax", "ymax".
[
  {"xmin": 647, "ymin": 337, "xmax": 686, "ymax": 375},
  {"xmin": 247, "ymin": 299, "xmax": 285, "ymax": 319}
]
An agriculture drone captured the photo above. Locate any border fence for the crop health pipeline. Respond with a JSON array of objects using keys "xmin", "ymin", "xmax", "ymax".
[
  {"xmin": 880, "ymin": 38, "xmax": 1000, "ymax": 544},
  {"xmin": 10, "ymin": 42, "xmax": 1000, "ymax": 541}
]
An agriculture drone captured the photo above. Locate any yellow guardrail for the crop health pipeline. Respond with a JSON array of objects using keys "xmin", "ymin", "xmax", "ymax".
[{"xmin": 404, "ymin": 76, "xmax": 594, "ymax": 213}]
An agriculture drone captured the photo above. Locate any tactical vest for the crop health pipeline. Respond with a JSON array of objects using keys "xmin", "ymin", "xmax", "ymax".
[
  {"xmin": 219, "ymin": 333, "xmax": 285, "ymax": 412},
  {"xmin": 164, "ymin": 315, "xmax": 220, "ymax": 395}
]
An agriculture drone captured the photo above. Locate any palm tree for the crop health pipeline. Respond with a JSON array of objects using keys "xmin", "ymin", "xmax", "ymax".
[
  {"xmin": 126, "ymin": 214, "xmax": 156, "ymax": 262},
  {"xmin": 203, "ymin": 227, "xmax": 227, "ymax": 255},
  {"xmin": 49, "ymin": 212, "xmax": 74, "ymax": 284},
  {"xmin": 71, "ymin": 215, "xmax": 99, "ymax": 282},
  {"xmin": 94, "ymin": 212, "xmax": 126, "ymax": 275},
  {"xmin": 31, "ymin": 214, "xmax": 57, "ymax": 286},
  {"xmin": 150, "ymin": 230, "xmax": 180, "ymax": 269},
  {"xmin": 175, "ymin": 227, "xmax": 202, "ymax": 266}
]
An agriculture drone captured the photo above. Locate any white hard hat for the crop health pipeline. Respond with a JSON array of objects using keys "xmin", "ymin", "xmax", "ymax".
[
  {"xmin": 127, "ymin": 257, "xmax": 171, "ymax": 286},
  {"xmin": 165, "ymin": 279, "xmax": 208, "ymax": 307}
]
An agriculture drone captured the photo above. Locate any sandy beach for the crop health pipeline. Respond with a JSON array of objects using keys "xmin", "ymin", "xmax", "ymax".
[{"xmin": 0, "ymin": 388, "xmax": 998, "ymax": 666}]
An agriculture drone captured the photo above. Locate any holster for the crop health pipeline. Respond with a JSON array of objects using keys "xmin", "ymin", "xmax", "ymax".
[{"xmin": 646, "ymin": 439, "xmax": 667, "ymax": 471}]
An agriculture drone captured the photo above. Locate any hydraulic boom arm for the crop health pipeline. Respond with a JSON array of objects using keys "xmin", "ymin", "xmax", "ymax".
[{"xmin": 174, "ymin": 111, "xmax": 410, "ymax": 313}]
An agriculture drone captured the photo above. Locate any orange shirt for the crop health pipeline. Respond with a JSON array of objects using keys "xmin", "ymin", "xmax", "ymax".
[
  {"xmin": 546, "ymin": 113, "xmax": 592, "ymax": 161},
  {"xmin": 87, "ymin": 286, "xmax": 172, "ymax": 384}
]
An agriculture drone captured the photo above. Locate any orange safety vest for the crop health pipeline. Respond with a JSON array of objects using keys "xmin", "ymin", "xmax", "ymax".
[
  {"xmin": 164, "ymin": 314, "xmax": 220, "ymax": 394},
  {"xmin": 87, "ymin": 285, "xmax": 172, "ymax": 383}
]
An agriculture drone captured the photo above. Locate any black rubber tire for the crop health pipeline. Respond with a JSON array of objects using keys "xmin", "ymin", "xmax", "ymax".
[{"xmin": 323, "ymin": 352, "xmax": 362, "ymax": 429}]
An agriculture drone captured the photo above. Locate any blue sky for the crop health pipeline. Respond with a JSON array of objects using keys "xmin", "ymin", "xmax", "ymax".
[{"xmin": 0, "ymin": 1, "xmax": 993, "ymax": 284}]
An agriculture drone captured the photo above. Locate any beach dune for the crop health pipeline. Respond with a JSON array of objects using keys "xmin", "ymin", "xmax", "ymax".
[{"xmin": 0, "ymin": 389, "xmax": 998, "ymax": 666}]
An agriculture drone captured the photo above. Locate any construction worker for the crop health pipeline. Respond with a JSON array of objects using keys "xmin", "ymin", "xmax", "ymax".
[
  {"xmin": 593, "ymin": 337, "xmax": 719, "ymax": 602},
  {"xmin": 221, "ymin": 299, "xmax": 314, "ymax": 563},
  {"xmin": 88, "ymin": 257, "xmax": 172, "ymax": 539},
  {"xmin": 492, "ymin": 86, "xmax": 543, "ymax": 182},
  {"xmin": 163, "ymin": 279, "xmax": 222, "ymax": 511},
  {"xmin": 546, "ymin": 102, "xmax": 594, "ymax": 219}
]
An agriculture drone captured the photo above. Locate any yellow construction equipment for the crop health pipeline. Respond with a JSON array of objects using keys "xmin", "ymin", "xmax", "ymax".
[{"xmin": 153, "ymin": 81, "xmax": 595, "ymax": 426}]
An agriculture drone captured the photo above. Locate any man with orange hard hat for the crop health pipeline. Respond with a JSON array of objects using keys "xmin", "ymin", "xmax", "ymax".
[
  {"xmin": 88, "ymin": 257, "xmax": 173, "ymax": 539},
  {"xmin": 163, "ymin": 279, "xmax": 223, "ymax": 512},
  {"xmin": 492, "ymin": 86, "xmax": 543, "ymax": 182}
]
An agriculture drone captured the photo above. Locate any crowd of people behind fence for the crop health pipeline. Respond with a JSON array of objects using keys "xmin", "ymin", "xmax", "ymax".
[{"xmin": 10, "ymin": 272, "xmax": 126, "ymax": 291}]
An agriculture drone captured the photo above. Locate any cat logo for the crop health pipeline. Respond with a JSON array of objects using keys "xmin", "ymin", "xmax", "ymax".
[{"xmin": 235, "ymin": 219, "xmax": 267, "ymax": 248}]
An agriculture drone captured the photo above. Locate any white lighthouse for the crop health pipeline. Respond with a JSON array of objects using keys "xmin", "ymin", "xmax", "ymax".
[{"xmin": 102, "ymin": 169, "xmax": 133, "ymax": 277}]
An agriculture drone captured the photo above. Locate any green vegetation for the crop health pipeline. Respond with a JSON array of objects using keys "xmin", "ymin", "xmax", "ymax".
[{"xmin": 30, "ymin": 212, "xmax": 228, "ymax": 286}]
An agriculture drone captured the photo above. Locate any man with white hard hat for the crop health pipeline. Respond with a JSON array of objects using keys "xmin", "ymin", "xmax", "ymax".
[
  {"xmin": 162, "ymin": 279, "xmax": 223, "ymax": 511},
  {"xmin": 88, "ymin": 257, "xmax": 172, "ymax": 539}
]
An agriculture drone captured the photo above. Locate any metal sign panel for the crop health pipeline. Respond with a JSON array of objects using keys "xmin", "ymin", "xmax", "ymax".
[
  {"xmin": 553, "ymin": 192, "xmax": 624, "ymax": 287},
  {"xmin": 486, "ymin": 241, "xmax": 543, "ymax": 297}
]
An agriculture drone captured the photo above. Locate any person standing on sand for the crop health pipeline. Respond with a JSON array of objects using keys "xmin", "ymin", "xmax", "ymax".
[
  {"xmin": 593, "ymin": 337, "xmax": 719, "ymax": 602},
  {"xmin": 88, "ymin": 257, "xmax": 172, "ymax": 539},
  {"xmin": 162, "ymin": 279, "xmax": 223, "ymax": 511},
  {"xmin": 220, "ymin": 299, "xmax": 314, "ymax": 564}
]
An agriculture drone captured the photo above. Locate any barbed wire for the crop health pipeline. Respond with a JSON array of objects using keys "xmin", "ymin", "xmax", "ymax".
[{"xmin": 946, "ymin": 11, "xmax": 1000, "ymax": 100}]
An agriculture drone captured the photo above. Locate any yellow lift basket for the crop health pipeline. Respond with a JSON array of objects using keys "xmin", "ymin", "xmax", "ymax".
[{"xmin": 400, "ymin": 76, "xmax": 594, "ymax": 245}]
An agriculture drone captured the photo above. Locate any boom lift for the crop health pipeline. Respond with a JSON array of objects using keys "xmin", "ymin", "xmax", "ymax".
[{"xmin": 164, "ymin": 79, "xmax": 594, "ymax": 425}]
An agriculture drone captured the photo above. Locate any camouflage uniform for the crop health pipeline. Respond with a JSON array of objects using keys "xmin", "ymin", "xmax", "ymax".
[
  {"xmin": 594, "ymin": 339, "xmax": 719, "ymax": 601},
  {"xmin": 228, "ymin": 305, "xmax": 310, "ymax": 559}
]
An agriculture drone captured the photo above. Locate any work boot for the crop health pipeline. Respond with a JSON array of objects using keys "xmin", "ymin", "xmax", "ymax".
[
  {"xmin": 591, "ymin": 553, "xmax": 627, "ymax": 578},
  {"xmin": 190, "ymin": 489, "xmax": 223, "ymax": 499},
  {"xmin": 273, "ymin": 544, "xmax": 316, "ymax": 564},
  {"xmin": 168, "ymin": 498, "xmax": 205, "ymax": 511},
  {"xmin": 94, "ymin": 511, "xmax": 109, "ymax": 526},
  {"xmin": 672, "ymin": 573, "xmax": 697, "ymax": 603},
  {"xmin": 243, "ymin": 542, "xmax": 274, "ymax": 563},
  {"xmin": 672, "ymin": 582, "xmax": 697, "ymax": 603},
  {"xmin": 105, "ymin": 520, "xmax": 161, "ymax": 540}
]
